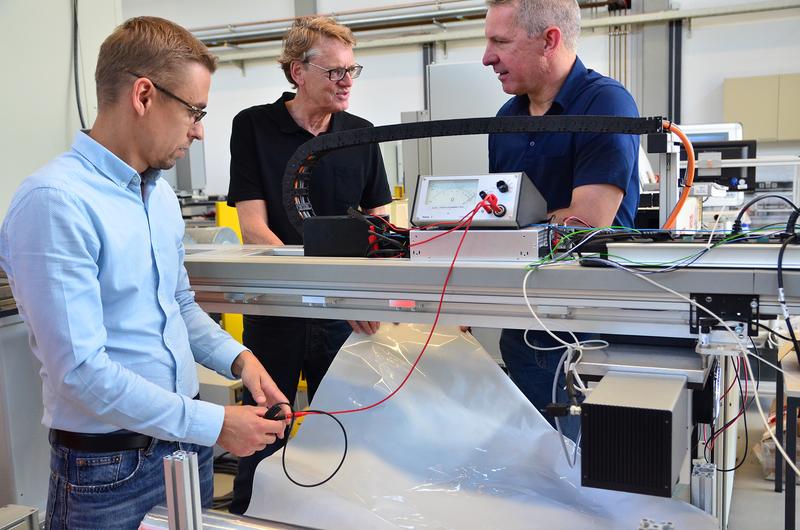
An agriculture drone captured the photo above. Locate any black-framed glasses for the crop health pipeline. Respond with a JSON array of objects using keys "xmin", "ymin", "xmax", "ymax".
[
  {"xmin": 127, "ymin": 71, "xmax": 207, "ymax": 123},
  {"xmin": 304, "ymin": 62, "xmax": 363, "ymax": 82}
]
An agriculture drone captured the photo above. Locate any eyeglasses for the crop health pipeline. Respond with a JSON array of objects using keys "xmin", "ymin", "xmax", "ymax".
[
  {"xmin": 304, "ymin": 62, "xmax": 363, "ymax": 82},
  {"xmin": 127, "ymin": 71, "xmax": 207, "ymax": 123}
]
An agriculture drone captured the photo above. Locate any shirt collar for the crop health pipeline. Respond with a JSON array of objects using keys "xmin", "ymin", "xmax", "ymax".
[
  {"xmin": 71, "ymin": 130, "xmax": 160, "ymax": 188},
  {"xmin": 549, "ymin": 56, "xmax": 587, "ymax": 115},
  {"xmin": 272, "ymin": 91, "xmax": 341, "ymax": 135}
]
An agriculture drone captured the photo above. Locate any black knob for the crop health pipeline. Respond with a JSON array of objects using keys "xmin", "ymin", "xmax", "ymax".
[{"xmin": 496, "ymin": 180, "xmax": 509, "ymax": 193}]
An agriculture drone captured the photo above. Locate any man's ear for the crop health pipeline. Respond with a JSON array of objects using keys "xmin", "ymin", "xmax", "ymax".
[
  {"xmin": 542, "ymin": 26, "xmax": 563, "ymax": 57},
  {"xmin": 130, "ymin": 77, "xmax": 156, "ymax": 118},
  {"xmin": 290, "ymin": 61, "xmax": 306, "ymax": 88}
]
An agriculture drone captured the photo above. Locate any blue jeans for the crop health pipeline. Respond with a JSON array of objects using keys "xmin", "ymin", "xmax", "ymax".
[
  {"xmin": 500, "ymin": 328, "xmax": 582, "ymax": 442},
  {"xmin": 230, "ymin": 316, "xmax": 352, "ymax": 514},
  {"xmin": 45, "ymin": 437, "xmax": 213, "ymax": 530}
]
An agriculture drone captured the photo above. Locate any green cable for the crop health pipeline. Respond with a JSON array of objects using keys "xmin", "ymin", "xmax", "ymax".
[{"xmin": 528, "ymin": 225, "xmax": 787, "ymax": 270}]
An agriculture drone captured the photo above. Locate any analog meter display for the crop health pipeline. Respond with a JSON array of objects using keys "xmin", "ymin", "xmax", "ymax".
[{"xmin": 424, "ymin": 179, "xmax": 479, "ymax": 208}]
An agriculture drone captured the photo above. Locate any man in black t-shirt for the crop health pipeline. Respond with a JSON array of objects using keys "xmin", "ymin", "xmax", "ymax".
[
  {"xmin": 228, "ymin": 91, "xmax": 390, "ymax": 246},
  {"xmin": 226, "ymin": 16, "xmax": 392, "ymax": 514}
]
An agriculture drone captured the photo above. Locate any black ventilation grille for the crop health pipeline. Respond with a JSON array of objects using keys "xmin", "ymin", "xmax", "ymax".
[{"xmin": 581, "ymin": 404, "xmax": 672, "ymax": 497}]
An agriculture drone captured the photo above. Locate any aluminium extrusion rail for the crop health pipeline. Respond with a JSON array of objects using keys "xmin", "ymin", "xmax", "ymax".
[{"xmin": 183, "ymin": 244, "xmax": 800, "ymax": 337}]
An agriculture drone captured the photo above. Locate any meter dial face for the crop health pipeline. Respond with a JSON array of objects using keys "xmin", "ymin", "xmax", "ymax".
[{"xmin": 425, "ymin": 179, "xmax": 479, "ymax": 207}]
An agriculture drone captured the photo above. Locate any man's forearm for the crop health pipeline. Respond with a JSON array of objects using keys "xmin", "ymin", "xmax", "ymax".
[
  {"xmin": 365, "ymin": 204, "xmax": 389, "ymax": 216},
  {"xmin": 549, "ymin": 207, "xmax": 614, "ymax": 228},
  {"xmin": 231, "ymin": 349, "xmax": 255, "ymax": 378},
  {"xmin": 241, "ymin": 225, "xmax": 284, "ymax": 245}
]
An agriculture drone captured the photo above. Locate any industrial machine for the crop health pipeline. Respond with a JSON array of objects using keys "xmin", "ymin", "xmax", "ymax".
[
  {"xmin": 112, "ymin": 114, "xmax": 798, "ymax": 528},
  {"xmin": 181, "ymin": 237, "xmax": 797, "ymax": 526},
  {"xmin": 205, "ymin": 115, "xmax": 790, "ymax": 526}
]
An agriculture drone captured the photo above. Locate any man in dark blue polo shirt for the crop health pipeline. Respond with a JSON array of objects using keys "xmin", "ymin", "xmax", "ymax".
[{"xmin": 482, "ymin": 0, "xmax": 640, "ymax": 440}]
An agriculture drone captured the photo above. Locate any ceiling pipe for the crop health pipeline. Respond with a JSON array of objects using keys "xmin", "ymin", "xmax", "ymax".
[
  {"xmin": 197, "ymin": 6, "xmax": 487, "ymax": 47},
  {"xmin": 206, "ymin": 0, "xmax": 800, "ymax": 64},
  {"xmin": 194, "ymin": 1, "xmax": 618, "ymax": 48},
  {"xmin": 190, "ymin": 0, "xmax": 472, "ymax": 33}
]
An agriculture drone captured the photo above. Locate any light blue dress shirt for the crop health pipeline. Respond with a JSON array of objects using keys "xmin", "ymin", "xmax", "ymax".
[{"xmin": 0, "ymin": 131, "xmax": 244, "ymax": 446}]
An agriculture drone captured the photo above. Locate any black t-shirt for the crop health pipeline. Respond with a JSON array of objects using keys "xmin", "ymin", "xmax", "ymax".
[{"xmin": 227, "ymin": 92, "xmax": 393, "ymax": 245}]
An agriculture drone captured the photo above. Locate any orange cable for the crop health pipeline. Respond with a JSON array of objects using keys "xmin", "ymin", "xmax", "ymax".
[{"xmin": 661, "ymin": 120, "xmax": 695, "ymax": 230}]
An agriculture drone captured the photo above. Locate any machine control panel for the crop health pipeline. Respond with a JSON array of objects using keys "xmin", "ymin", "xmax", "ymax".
[{"xmin": 411, "ymin": 172, "xmax": 547, "ymax": 228}]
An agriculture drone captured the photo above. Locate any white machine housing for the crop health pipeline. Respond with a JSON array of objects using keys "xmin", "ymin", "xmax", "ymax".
[
  {"xmin": 411, "ymin": 172, "xmax": 547, "ymax": 228},
  {"xmin": 581, "ymin": 371, "xmax": 690, "ymax": 497},
  {"xmin": 410, "ymin": 227, "xmax": 548, "ymax": 262}
]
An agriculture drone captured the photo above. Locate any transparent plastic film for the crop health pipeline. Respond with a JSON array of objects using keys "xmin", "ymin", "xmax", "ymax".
[{"xmin": 247, "ymin": 324, "xmax": 716, "ymax": 530}]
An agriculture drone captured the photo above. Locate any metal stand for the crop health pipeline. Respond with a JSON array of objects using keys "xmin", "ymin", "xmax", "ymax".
[
  {"xmin": 163, "ymin": 451, "xmax": 204, "ymax": 530},
  {"xmin": 716, "ymin": 356, "xmax": 740, "ymax": 529},
  {"xmin": 696, "ymin": 332, "xmax": 748, "ymax": 529},
  {"xmin": 776, "ymin": 369, "xmax": 784, "ymax": 493},
  {"xmin": 651, "ymin": 131, "xmax": 681, "ymax": 228},
  {"xmin": 0, "ymin": 505, "xmax": 38, "ymax": 530},
  {"xmin": 786, "ymin": 397, "xmax": 797, "ymax": 530},
  {"xmin": 776, "ymin": 353, "xmax": 800, "ymax": 530}
]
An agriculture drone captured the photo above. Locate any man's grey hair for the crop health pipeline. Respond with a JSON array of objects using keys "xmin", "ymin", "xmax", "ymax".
[{"xmin": 487, "ymin": 0, "xmax": 581, "ymax": 51}]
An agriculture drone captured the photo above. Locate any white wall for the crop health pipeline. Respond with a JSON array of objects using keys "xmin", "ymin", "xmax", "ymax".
[
  {"xmin": 122, "ymin": 0, "xmax": 295, "ymax": 29},
  {"xmin": 201, "ymin": 59, "xmax": 289, "ymax": 196},
  {"xmin": 21, "ymin": 0, "xmax": 800, "ymax": 201},
  {"xmin": 347, "ymin": 45, "xmax": 424, "ymax": 126},
  {"xmin": 0, "ymin": 0, "xmax": 121, "ymax": 217},
  {"xmin": 681, "ymin": 8, "xmax": 800, "ymax": 126},
  {"xmin": 432, "ymin": 30, "xmax": 611, "ymax": 76},
  {"xmin": 197, "ymin": 44, "xmax": 423, "ymax": 195}
]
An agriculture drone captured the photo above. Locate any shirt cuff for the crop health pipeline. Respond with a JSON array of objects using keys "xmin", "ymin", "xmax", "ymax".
[
  {"xmin": 185, "ymin": 397, "xmax": 226, "ymax": 447},
  {"xmin": 207, "ymin": 339, "xmax": 246, "ymax": 379}
]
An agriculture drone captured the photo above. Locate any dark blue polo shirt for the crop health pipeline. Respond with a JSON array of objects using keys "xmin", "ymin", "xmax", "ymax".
[{"xmin": 489, "ymin": 57, "xmax": 640, "ymax": 227}]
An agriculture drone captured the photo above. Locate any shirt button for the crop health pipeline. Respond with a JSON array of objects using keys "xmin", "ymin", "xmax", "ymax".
[{"xmin": 529, "ymin": 141, "xmax": 536, "ymax": 147}]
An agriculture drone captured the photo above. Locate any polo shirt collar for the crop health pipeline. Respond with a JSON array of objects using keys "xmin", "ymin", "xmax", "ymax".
[
  {"xmin": 71, "ymin": 130, "xmax": 156, "ymax": 188},
  {"xmin": 272, "ymin": 91, "xmax": 342, "ymax": 135},
  {"xmin": 549, "ymin": 56, "xmax": 587, "ymax": 115}
]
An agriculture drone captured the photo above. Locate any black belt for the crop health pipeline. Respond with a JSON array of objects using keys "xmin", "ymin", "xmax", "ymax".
[
  {"xmin": 49, "ymin": 394, "xmax": 201, "ymax": 452},
  {"xmin": 49, "ymin": 429, "xmax": 153, "ymax": 452}
]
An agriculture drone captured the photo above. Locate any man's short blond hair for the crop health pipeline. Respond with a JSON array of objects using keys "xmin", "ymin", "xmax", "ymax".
[
  {"xmin": 278, "ymin": 16, "xmax": 356, "ymax": 88},
  {"xmin": 95, "ymin": 16, "xmax": 217, "ymax": 109},
  {"xmin": 487, "ymin": 0, "xmax": 581, "ymax": 50}
]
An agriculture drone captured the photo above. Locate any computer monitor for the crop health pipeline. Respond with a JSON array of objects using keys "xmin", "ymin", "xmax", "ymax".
[
  {"xmin": 681, "ymin": 122, "xmax": 743, "ymax": 143},
  {"xmin": 680, "ymin": 139, "xmax": 757, "ymax": 192}
]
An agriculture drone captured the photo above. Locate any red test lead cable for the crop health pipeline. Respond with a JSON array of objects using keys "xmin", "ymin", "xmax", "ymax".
[{"xmin": 291, "ymin": 196, "xmax": 491, "ymax": 421}]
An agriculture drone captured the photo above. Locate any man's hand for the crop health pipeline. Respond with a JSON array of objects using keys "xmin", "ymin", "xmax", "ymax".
[
  {"xmin": 217, "ymin": 405, "xmax": 285, "ymax": 457},
  {"xmin": 459, "ymin": 326, "xmax": 472, "ymax": 333},
  {"xmin": 348, "ymin": 320, "xmax": 380, "ymax": 335},
  {"xmin": 232, "ymin": 350, "xmax": 291, "ymax": 414}
]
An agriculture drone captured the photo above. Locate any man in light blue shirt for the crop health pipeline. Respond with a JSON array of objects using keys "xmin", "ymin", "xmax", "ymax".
[{"xmin": 0, "ymin": 17, "xmax": 289, "ymax": 530}]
